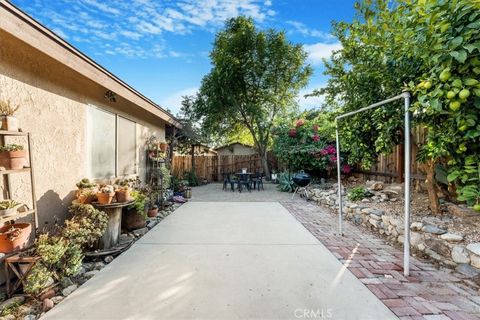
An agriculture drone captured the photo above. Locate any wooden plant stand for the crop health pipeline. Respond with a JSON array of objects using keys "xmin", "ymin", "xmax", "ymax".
[{"xmin": 5, "ymin": 254, "xmax": 40, "ymax": 297}]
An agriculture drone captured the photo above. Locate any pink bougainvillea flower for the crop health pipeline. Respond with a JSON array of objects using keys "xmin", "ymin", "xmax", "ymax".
[
  {"xmin": 312, "ymin": 124, "xmax": 319, "ymax": 132},
  {"xmin": 342, "ymin": 164, "xmax": 351, "ymax": 174},
  {"xmin": 320, "ymin": 149, "xmax": 329, "ymax": 156},
  {"xmin": 288, "ymin": 129, "xmax": 297, "ymax": 137},
  {"xmin": 312, "ymin": 134, "xmax": 320, "ymax": 142},
  {"xmin": 330, "ymin": 155, "xmax": 337, "ymax": 162},
  {"xmin": 295, "ymin": 119, "xmax": 305, "ymax": 127}
]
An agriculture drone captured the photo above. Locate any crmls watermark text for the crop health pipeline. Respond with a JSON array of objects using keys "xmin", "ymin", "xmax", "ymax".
[{"xmin": 294, "ymin": 308, "xmax": 333, "ymax": 319}]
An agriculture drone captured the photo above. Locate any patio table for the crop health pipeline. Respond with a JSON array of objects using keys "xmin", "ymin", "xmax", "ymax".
[{"xmin": 92, "ymin": 200, "xmax": 133, "ymax": 250}]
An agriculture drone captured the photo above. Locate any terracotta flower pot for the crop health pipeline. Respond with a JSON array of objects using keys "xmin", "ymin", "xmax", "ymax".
[
  {"xmin": 76, "ymin": 189, "xmax": 96, "ymax": 204},
  {"xmin": 159, "ymin": 142, "xmax": 168, "ymax": 152},
  {"xmin": 96, "ymin": 192, "xmax": 115, "ymax": 204},
  {"xmin": 122, "ymin": 209, "xmax": 146, "ymax": 230},
  {"xmin": 147, "ymin": 207, "xmax": 158, "ymax": 218},
  {"xmin": 116, "ymin": 189, "xmax": 130, "ymax": 203},
  {"xmin": 0, "ymin": 150, "xmax": 26, "ymax": 170},
  {"xmin": 0, "ymin": 223, "xmax": 31, "ymax": 253}
]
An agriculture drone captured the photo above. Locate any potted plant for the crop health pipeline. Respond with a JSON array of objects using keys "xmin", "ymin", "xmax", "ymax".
[
  {"xmin": 123, "ymin": 190, "xmax": 148, "ymax": 230},
  {"xmin": 159, "ymin": 142, "xmax": 168, "ymax": 152},
  {"xmin": 75, "ymin": 178, "xmax": 97, "ymax": 204},
  {"xmin": 0, "ymin": 144, "xmax": 26, "ymax": 170},
  {"xmin": 0, "ymin": 223, "xmax": 31, "ymax": 253},
  {"xmin": 115, "ymin": 178, "xmax": 132, "ymax": 203},
  {"xmin": 0, "ymin": 199, "xmax": 22, "ymax": 218},
  {"xmin": 148, "ymin": 204, "xmax": 159, "ymax": 217},
  {"xmin": 0, "ymin": 99, "xmax": 20, "ymax": 131},
  {"xmin": 96, "ymin": 184, "xmax": 115, "ymax": 204}
]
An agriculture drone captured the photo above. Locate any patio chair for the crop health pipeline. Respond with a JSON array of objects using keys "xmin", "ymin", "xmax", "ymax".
[
  {"xmin": 222, "ymin": 173, "xmax": 235, "ymax": 191},
  {"xmin": 237, "ymin": 174, "xmax": 251, "ymax": 193},
  {"xmin": 256, "ymin": 173, "xmax": 264, "ymax": 191},
  {"xmin": 250, "ymin": 172, "xmax": 260, "ymax": 190}
]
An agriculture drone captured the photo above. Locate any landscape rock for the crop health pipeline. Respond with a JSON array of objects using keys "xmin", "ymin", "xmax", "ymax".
[
  {"xmin": 60, "ymin": 277, "xmax": 74, "ymax": 288},
  {"xmin": 470, "ymin": 254, "xmax": 480, "ymax": 269},
  {"xmin": 466, "ymin": 243, "xmax": 480, "ymax": 256},
  {"xmin": 39, "ymin": 289, "xmax": 56, "ymax": 301},
  {"xmin": 61, "ymin": 284, "xmax": 78, "ymax": 297},
  {"xmin": 440, "ymin": 233, "xmax": 464, "ymax": 242},
  {"xmin": 452, "ymin": 246, "xmax": 470, "ymax": 264},
  {"xmin": 93, "ymin": 262, "xmax": 105, "ymax": 270},
  {"xmin": 0, "ymin": 296, "xmax": 26, "ymax": 312},
  {"xmin": 42, "ymin": 298, "xmax": 54, "ymax": 312},
  {"xmin": 425, "ymin": 238, "xmax": 451, "ymax": 257},
  {"xmin": 421, "ymin": 225, "xmax": 447, "ymax": 235},
  {"xmin": 390, "ymin": 218, "xmax": 403, "ymax": 227},
  {"xmin": 410, "ymin": 232, "xmax": 422, "ymax": 247},
  {"xmin": 119, "ymin": 233, "xmax": 135, "ymax": 245},
  {"xmin": 104, "ymin": 256, "xmax": 114, "ymax": 264},
  {"xmin": 371, "ymin": 182, "xmax": 384, "ymax": 191},
  {"xmin": 84, "ymin": 270, "xmax": 99, "ymax": 278},
  {"xmin": 133, "ymin": 227, "xmax": 149, "ymax": 237},
  {"xmin": 410, "ymin": 222, "xmax": 423, "ymax": 231},
  {"xmin": 23, "ymin": 315, "xmax": 36, "ymax": 320},
  {"xmin": 456, "ymin": 263, "xmax": 480, "ymax": 278},
  {"xmin": 51, "ymin": 296, "xmax": 64, "ymax": 304}
]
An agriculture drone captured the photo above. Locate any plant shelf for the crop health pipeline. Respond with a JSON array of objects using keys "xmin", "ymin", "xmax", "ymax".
[
  {"xmin": 0, "ymin": 209, "xmax": 36, "ymax": 224},
  {"xmin": 0, "ymin": 168, "xmax": 31, "ymax": 175},
  {"xmin": 0, "ymin": 130, "xmax": 29, "ymax": 136}
]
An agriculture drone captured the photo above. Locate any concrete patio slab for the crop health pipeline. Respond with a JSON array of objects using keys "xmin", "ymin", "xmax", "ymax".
[{"xmin": 43, "ymin": 202, "xmax": 397, "ymax": 320}]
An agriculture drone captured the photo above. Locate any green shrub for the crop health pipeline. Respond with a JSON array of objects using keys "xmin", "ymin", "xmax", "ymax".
[
  {"xmin": 185, "ymin": 170, "xmax": 198, "ymax": 187},
  {"xmin": 25, "ymin": 234, "xmax": 84, "ymax": 296},
  {"xmin": 129, "ymin": 190, "xmax": 148, "ymax": 216},
  {"xmin": 64, "ymin": 203, "xmax": 108, "ymax": 247},
  {"xmin": 348, "ymin": 186, "xmax": 366, "ymax": 201},
  {"xmin": 277, "ymin": 171, "xmax": 295, "ymax": 192}
]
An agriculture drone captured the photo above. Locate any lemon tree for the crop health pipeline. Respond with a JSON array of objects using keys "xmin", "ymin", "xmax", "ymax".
[{"xmin": 317, "ymin": 0, "xmax": 480, "ymax": 212}]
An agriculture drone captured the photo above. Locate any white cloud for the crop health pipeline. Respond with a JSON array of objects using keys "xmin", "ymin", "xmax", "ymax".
[
  {"xmin": 25, "ymin": 0, "xmax": 277, "ymax": 58},
  {"xmin": 304, "ymin": 42, "xmax": 342, "ymax": 65},
  {"xmin": 297, "ymin": 86, "xmax": 326, "ymax": 110},
  {"xmin": 52, "ymin": 28, "xmax": 68, "ymax": 39},
  {"xmin": 160, "ymin": 87, "xmax": 199, "ymax": 115},
  {"xmin": 286, "ymin": 20, "xmax": 335, "ymax": 41}
]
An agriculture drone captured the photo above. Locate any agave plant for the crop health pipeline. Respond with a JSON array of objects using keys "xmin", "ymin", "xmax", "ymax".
[{"xmin": 277, "ymin": 171, "xmax": 295, "ymax": 193}]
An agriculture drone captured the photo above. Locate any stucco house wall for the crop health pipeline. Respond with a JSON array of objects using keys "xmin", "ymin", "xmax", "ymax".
[
  {"xmin": 0, "ymin": 28, "xmax": 169, "ymax": 229},
  {"xmin": 215, "ymin": 143, "xmax": 258, "ymax": 156}
]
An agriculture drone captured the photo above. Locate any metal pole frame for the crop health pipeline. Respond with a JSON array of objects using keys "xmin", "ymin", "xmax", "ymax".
[{"xmin": 335, "ymin": 92, "xmax": 411, "ymax": 276}]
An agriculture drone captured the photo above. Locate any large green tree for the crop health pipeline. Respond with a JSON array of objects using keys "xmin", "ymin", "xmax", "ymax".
[
  {"xmin": 315, "ymin": 0, "xmax": 480, "ymax": 213},
  {"xmin": 193, "ymin": 16, "xmax": 312, "ymax": 176}
]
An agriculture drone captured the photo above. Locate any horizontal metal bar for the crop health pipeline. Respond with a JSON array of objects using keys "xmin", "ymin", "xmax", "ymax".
[{"xmin": 336, "ymin": 92, "xmax": 409, "ymax": 120}]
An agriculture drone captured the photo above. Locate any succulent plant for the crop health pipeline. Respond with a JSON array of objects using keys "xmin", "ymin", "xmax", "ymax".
[{"xmin": 0, "ymin": 144, "xmax": 23, "ymax": 152}]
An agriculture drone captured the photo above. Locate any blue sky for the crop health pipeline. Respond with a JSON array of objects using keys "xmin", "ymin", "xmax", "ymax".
[{"xmin": 11, "ymin": 0, "xmax": 356, "ymax": 115}]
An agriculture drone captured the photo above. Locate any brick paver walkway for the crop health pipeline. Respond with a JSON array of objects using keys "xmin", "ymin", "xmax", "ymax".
[{"xmin": 282, "ymin": 201, "xmax": 480, "ymax": 320}]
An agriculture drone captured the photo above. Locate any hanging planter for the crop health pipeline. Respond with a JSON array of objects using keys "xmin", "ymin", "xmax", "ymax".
[
  {"xmin": 0, "ymin": 144, "xmax": 26, "ymax": 170},
  {"xmin": 0, "ymin": 223, "xmax": 31, "ymax": 253}
]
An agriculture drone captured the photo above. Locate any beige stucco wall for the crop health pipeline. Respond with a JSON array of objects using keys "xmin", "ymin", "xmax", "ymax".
[
  {"xmin": 216, "ymin": 144, "xmax": 258, "ymax": 156},
  {"xmin": 0, "ymin": 30, "xmax": 166, "ymax": 230}
]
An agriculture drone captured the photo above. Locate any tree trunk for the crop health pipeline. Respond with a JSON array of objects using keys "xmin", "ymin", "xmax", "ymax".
[
  {"xmin": 422, "ymin": 161, "xmax": 440, "ymax": 215},
  {"xmin": 260, "ymin": 151, "xmax": 271, "ymax": 178},
  {"xmin": 190, "ymin": 144, "xmax": 196, "ymax": 175}
]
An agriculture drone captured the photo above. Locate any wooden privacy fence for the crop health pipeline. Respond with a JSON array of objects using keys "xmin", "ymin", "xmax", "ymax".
[
  {"xmin": 172, "ymin": 153, "xmax": 279, "ymax": 182},
  {"xmin": 355, "ymin": 127, "xmax": 427, "ymax": 183}
]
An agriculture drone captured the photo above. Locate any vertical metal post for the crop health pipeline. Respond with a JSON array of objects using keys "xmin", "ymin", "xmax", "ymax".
[
  {"xmin": 335, "ymin": 121, "xmax": 343, "ymax": 236},
  {"xmin": 403, "ymin": 92, "xmax": 411, "ymax": 276}
]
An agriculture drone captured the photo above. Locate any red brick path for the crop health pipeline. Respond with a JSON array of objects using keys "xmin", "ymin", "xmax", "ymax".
[{"xmin": 282, "ymin": 201, "xmax": 480, "ymax": 320}]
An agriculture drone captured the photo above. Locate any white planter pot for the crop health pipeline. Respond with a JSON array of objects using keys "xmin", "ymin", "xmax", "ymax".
[{"xmin": 1, "ymin": 116, "xmax": 19, "ymax": 131}]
